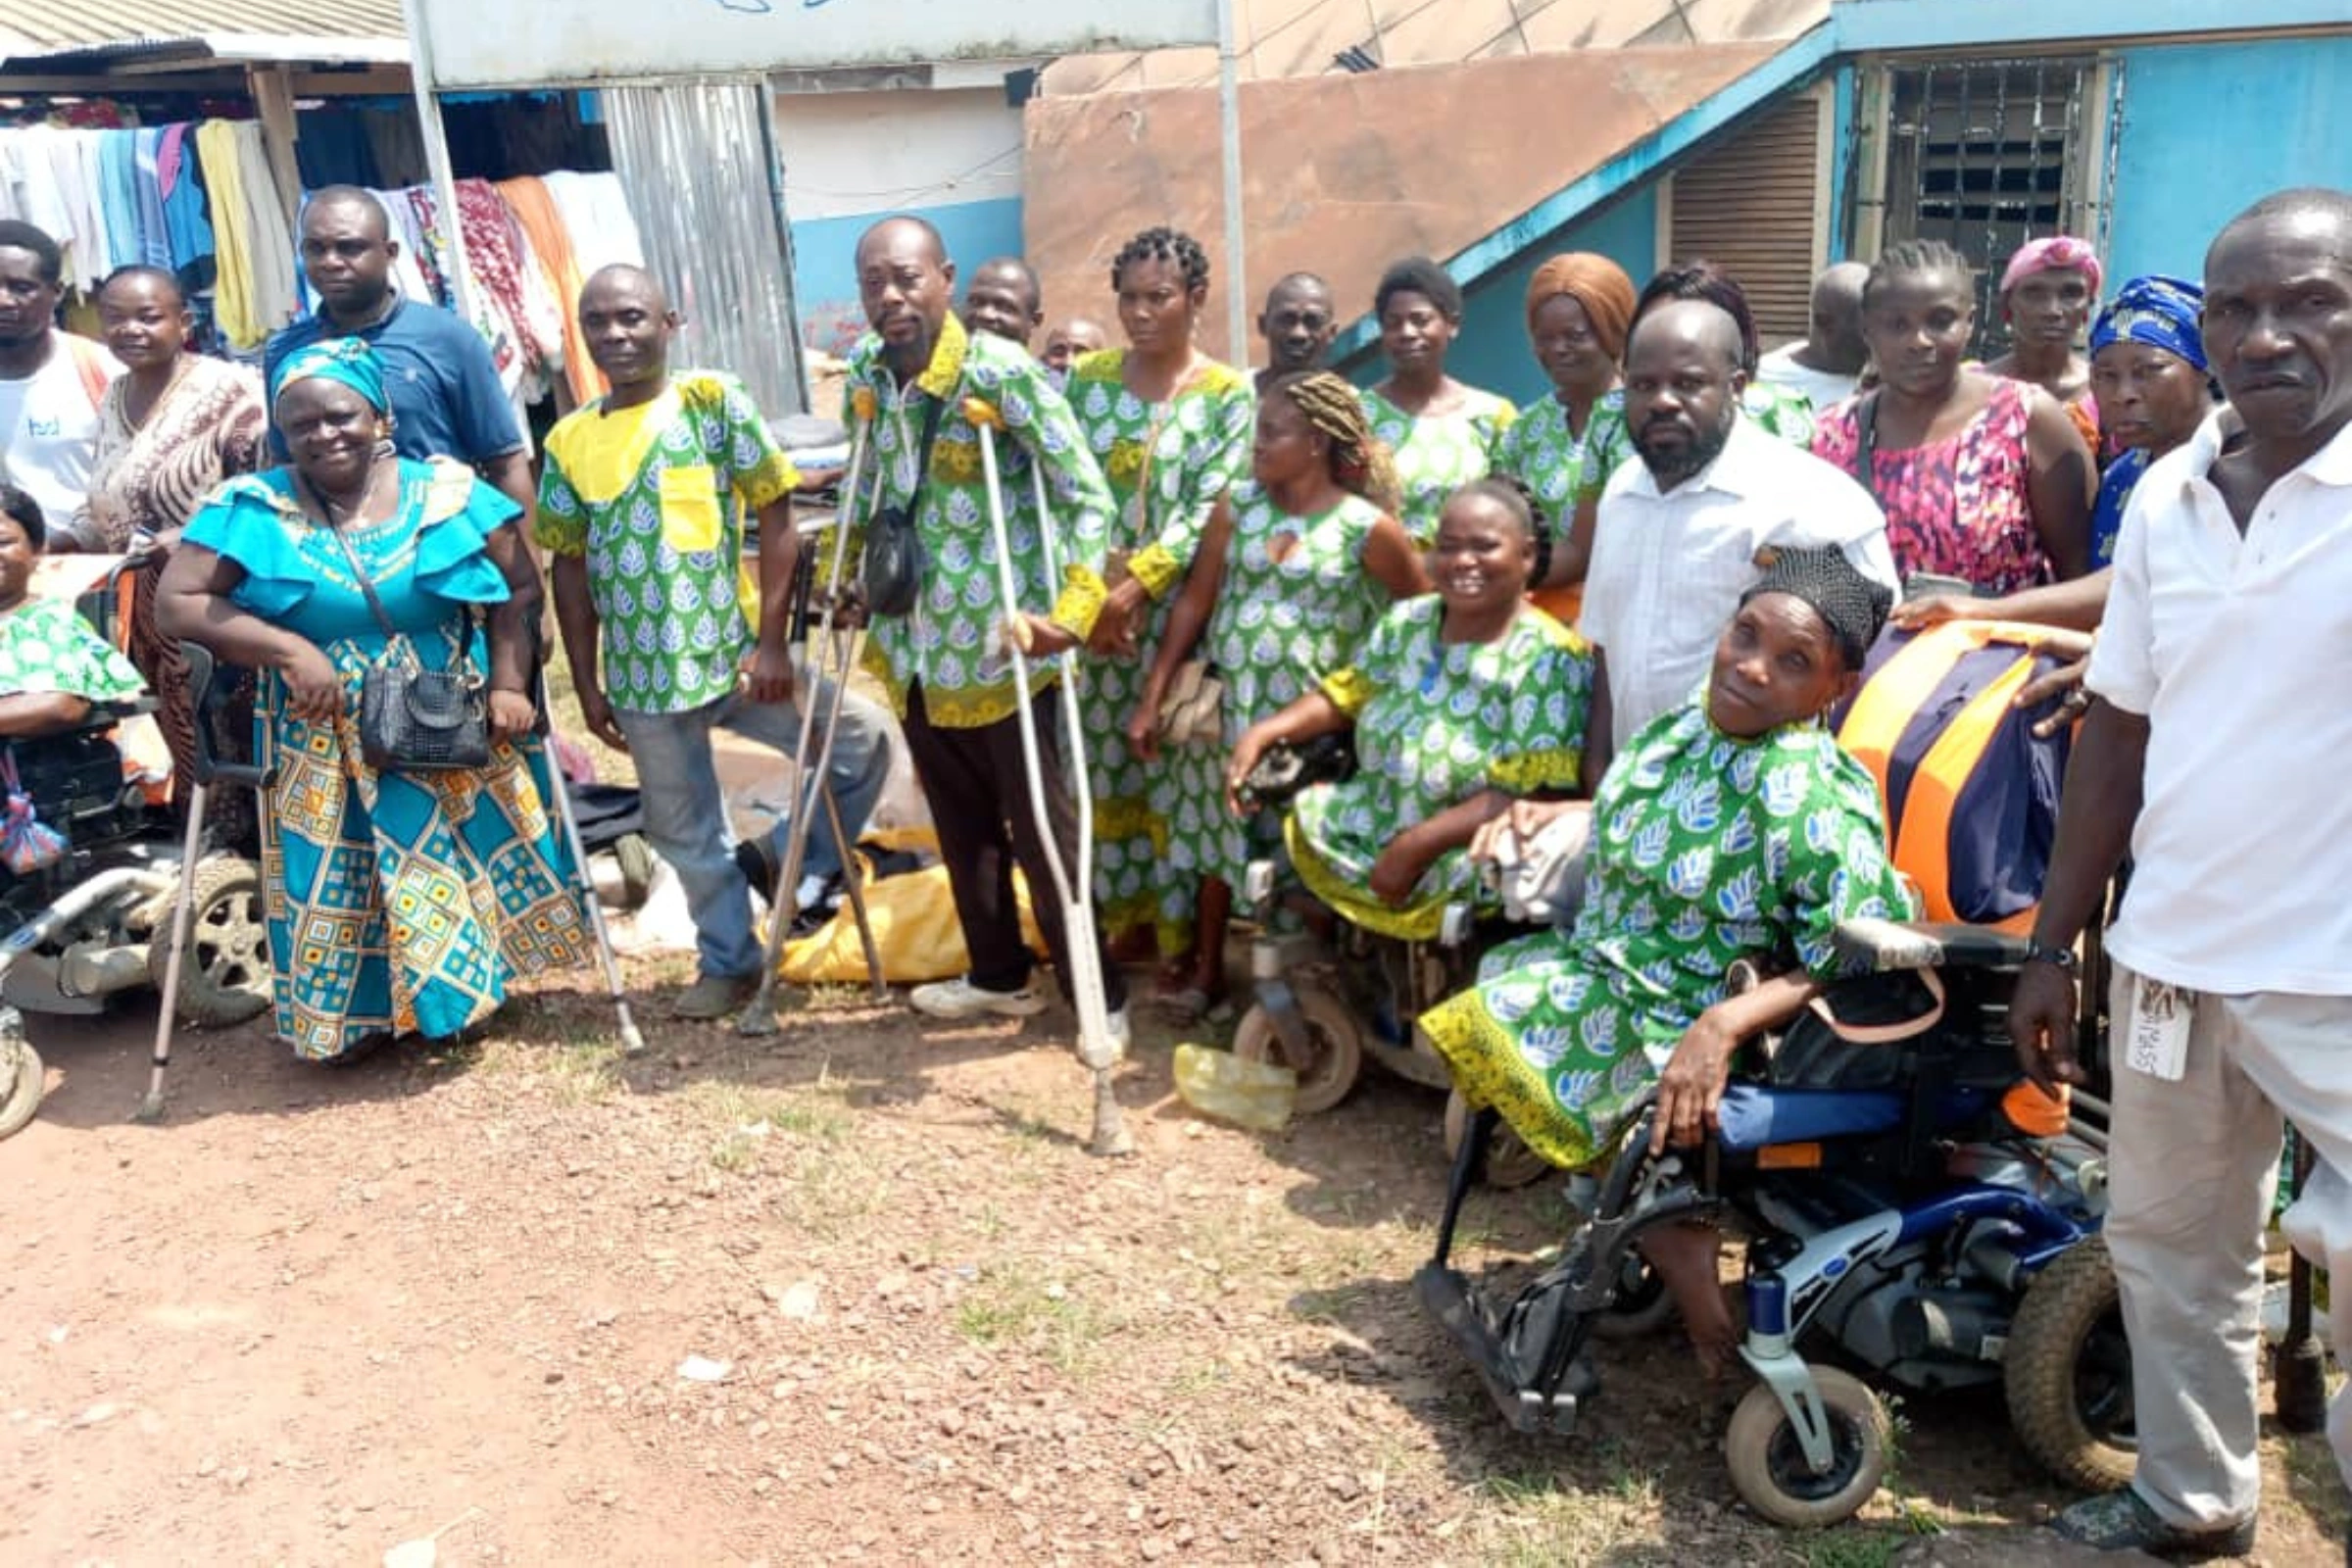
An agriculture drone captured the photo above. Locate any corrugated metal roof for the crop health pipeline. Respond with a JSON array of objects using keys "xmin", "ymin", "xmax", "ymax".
[{"xmin": 1, "ymin": 1, "xmax": 406, "ymax": 65}]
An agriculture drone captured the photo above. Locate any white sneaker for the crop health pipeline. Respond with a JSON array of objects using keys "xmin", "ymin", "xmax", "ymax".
[{"xmin": 909, "ymin": 976, "xmax": 1049, "ymax": 1020}]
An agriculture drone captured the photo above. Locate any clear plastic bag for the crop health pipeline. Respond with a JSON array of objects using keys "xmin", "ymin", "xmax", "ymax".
[{"xmin": 1173, "ymin": 1043, "xmax": 1297, "ymax": 1132}]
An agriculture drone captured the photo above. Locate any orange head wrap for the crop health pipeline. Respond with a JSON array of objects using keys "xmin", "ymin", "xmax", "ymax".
[{"xmin": 1524, "ymin": 252, "xmax": 1638, "ymax": 362}]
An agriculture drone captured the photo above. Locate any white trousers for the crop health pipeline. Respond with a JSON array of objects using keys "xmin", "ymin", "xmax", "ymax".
[{"xmin": 2104, "ymin": 963, "xmax": 2352, "ymax": 1529}]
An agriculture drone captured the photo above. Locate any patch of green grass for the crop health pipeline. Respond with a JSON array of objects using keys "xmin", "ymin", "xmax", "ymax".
[
  {"xmin": 952, "ymin": 1262, "xmax": 1122, "ymax": 1379},
  {"xmin": 1789, "ymin": 1529, "xmax": 1911, "ymax": 1568}
]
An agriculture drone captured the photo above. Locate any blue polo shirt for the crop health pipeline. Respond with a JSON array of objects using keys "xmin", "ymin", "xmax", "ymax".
[{"xmin": 264, "ymin": 295, "xmax": 524, "ymax": 465}]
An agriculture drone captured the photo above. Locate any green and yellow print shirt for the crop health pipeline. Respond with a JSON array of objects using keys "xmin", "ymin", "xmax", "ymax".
[
  {"xmin": 534, "ymin": 371, "xmax": 797, "ymax": 716},
  {"xmin": 1064, "ymin": 350, "xmax": 1254, "ymax": 599},
  {"xmin": 1360, "ymin": 385, "xmax": 1517, "ymax": 544},
  {"xmin": 843, "ymin": 316, "xmax": 1116, "ymax": 728}
]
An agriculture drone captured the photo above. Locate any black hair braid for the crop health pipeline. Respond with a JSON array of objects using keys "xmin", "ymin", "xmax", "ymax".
[
  {"xmin": 1865, "ymin": 239, "xmax": 1975, "ymax": 306},
  {"xmin": 1110, "ymin": 226, "xmax": 1210, "ymax": 296}
]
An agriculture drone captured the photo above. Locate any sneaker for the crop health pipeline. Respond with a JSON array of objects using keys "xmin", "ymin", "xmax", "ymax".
[
  {"xmin": 909, "ymin": 976, "xmax": 1049, "ymax": 1020},
  {"xmin": 2052, "ymin": 1490, "xmax": 2256, "ymax": 1560},
  {"xmin": 674, "ymin": 972, "xmax": 758, "ymax": 1020}
]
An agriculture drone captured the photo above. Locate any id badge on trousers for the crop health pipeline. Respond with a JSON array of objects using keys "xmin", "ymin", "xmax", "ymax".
[{"xmin": 2125, "ymin": 976, "xmax": 2194, "ymax": 1082}]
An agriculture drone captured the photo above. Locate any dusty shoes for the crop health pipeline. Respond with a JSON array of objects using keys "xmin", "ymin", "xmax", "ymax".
[
  {"xmin": 2052, "ymin": 1490, "xmax": 2255, "ymax": 1561},
  {"xmin": 674, "ymin": 973, "xmax": 758, "ymax": 1020},
  {"xmin": 909, "ymin": 977, "xmax": 1048, "ymax": 1020}
]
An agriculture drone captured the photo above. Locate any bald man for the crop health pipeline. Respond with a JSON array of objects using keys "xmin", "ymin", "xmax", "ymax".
[
  {"xmin": 1753, "ymin": 261, "xmax": 1872, "ymax": 415},
  {"xmin": 265, "ymin": 185, "xmax": 532, "ymax": 514},
  {"xmin": 1042, "ymin": 318, "xmax": 1107, "ymax": 384},
  {"xmin": 1253, "ymin": 271, "xmax": 1337, "ymax": 394},
  {"xmin": 2012, "ymin": 187, "xmax": 2352, "ymax": 1559},
  {"xmin": 960, "ymin": 256, "xmax": 1044, "ymax": 351},
  {"xmin": 1578, "ymin": 293, "xmax": 1895, "ymax": 785},
  {"xmin": 535, "ymin": 264, "xmax": 894, "ymax": 1019}
]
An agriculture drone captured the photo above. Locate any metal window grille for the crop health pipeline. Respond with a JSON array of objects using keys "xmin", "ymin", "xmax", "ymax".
[{"xmin": 1880, "ymin": 57, "xmax": 2097, "ymax": 358}]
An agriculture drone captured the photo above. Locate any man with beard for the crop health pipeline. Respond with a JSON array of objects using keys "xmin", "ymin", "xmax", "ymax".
[
  {"xmin": 266, "ymin": 187, "xmax": 532, "ymax": 514},
  {"xmin": 0, "ymin": 220, "xmax": 122, "ymax": 549},
  {"xmin": 1253, "ymin": 272, "xmax": 1338, "ymax": 395},
  {"xmin": 844, "ymin": 216, "xmax": 1128, "ymax": 1035},
  {"xmin": 1577, "ymin": 289, "xmax": 1897, "ymax": 788},
  {"xmin": 959, "ymin": 257, "xmax": 1045, "ymax": 353},
  {"xmin": 2011, "ymin": 187, "xmax": 2352, "ymax": 1559}
]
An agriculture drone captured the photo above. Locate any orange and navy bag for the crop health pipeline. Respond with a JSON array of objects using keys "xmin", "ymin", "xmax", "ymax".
[{"xmin": 1836, "ymin": 621, "xmax": 2076, "ymax": 935}]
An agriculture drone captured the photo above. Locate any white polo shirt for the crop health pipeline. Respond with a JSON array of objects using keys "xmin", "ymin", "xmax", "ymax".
[
  {"xmin": 2087, "ymin": 412, "xmax": 2352, "ymax": 996},
  {"xmin": 1583, "ymin": 415, "xmax": 1899, "ymax": 750}
]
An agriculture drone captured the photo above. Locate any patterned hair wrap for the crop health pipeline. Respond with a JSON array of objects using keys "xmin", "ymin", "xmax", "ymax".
[
  {"xmin": 1524, "ymin": 252, "xmax": 1639, "ymax": 361},
  {"xmin": 1742, "ymin": 545, "xmax": 1893, "ymax": 671},
  {"xmin": 1999, "ymin": 236, "xmax": 2103, "ymax": 299},
  {"xmin": 270, "ymin": 335, "xmax": 388, "ymax": 414},
  {"xmin": 2089, "ymin": 273, "xmax": 2207, "ymax": 372}
]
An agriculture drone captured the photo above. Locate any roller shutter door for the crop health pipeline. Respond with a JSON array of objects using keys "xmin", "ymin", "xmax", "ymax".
[{"xmin": 1666, "ymin": 94, "xmax": 1822, "ymax": 350}]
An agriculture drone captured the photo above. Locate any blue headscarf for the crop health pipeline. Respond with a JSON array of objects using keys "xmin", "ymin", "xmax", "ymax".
[
  {"xmin": 2089, "ymin": 275, "xmax": 2206, "ymax": 372},
  {"xmin": 270, "ymin": 335, "xmax": 389, "ymax": 413}
]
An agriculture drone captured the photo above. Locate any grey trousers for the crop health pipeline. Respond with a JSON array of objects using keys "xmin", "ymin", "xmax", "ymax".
[{"xmin": 2104, "ymin": 962, "xmax": 2352, "ymax": 1530}]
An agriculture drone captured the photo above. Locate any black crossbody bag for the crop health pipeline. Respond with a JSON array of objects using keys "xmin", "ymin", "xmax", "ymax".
[{"xmin": 860, "ymin": 394, "xmax": 948, "ymax": 618}]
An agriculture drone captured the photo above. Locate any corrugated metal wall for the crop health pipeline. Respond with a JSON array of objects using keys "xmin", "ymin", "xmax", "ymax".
[
  {"xmin": 1667, "ymin": 93, "xmax": 1823, "ymax": 347},
  {"xmin": 604, "ymin": 78, "xmax": 806, "ymax": 416}
]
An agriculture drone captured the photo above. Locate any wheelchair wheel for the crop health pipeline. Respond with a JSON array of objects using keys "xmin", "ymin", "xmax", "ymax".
[
  {"xmin": 0, "ymin": 1034, "xmax": 43, "ymax": 1140},
  {"xmin": 151, "ymin": 857, "xmax": 271, "ymax": 1029},
  {"xmin": 1725, "ymin": 1366, "xmax": 1890, "ymax": 1528},
  {"xmin": 2005, "ymin": 1234, "xmax": 2135, "ymax": 1494},
  {"xmin": 1233, "ymin": 985, "xmax": 1362, "ymax": 1115},
  {"xmin": 1442, "ymin": 1090, "xmax": 1551, "ymax": 1190},
  {"xmin": 1587, "ymin": 1250, "xmax": 1678, "ymax": 1341}
]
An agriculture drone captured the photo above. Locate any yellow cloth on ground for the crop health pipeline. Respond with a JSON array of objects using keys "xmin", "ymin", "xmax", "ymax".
[{"xmin": 780, "ymin": 828, "xmax": 1049, "ymax": 985}]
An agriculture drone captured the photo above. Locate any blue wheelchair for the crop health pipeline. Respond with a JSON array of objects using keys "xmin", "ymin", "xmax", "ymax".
[{"xmin": 1417, "ymin": 917, "xmax": 2130, "ymax": 1527}]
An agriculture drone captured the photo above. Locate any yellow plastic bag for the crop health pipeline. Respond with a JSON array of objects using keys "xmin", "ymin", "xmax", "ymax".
[{"xmin": 778, "ymin": 827, "xmax": 1049, "ymax": 985}]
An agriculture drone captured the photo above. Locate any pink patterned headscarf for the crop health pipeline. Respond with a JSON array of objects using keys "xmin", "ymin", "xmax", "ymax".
[{"xmin": 1999, "ymin": 236, "xmax": 2103, "ymax": 298}]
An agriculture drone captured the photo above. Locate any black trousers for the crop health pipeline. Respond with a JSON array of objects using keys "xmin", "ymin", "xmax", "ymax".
[{"xmin": 900, "ymin": 681, "xmax": 1128, "ymax": 1011}]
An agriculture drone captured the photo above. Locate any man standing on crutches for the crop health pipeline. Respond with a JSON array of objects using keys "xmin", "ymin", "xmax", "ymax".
[
  {"xmin": 846, "ymin": 217, "xmax": 1130, "ymax": 1051},
  {"xmin": 538, "ymin": 265, "xmax": 896, "ymax": 1020}
]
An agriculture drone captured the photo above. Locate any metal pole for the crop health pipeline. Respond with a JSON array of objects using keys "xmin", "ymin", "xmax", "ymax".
[
  {"xmin": 397, "ymin": 0, "xmax": 483, "ymax": 323},
  {"xmin": 1216, "ymin": 0, "xmax": 1249, "ymax": 363}
]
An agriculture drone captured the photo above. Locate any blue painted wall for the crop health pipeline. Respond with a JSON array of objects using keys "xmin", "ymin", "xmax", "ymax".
[
  {"xmin": 1337, "ymin": 188, "xmax": 1659, "ymax": 405},
  {"xmin": 2105, "ymin": 36, "xmax": 2352, "ymax": 287},
  {"xmin": 790, "ymin": 196, "xmax": 1025, "ymax": 357},
  {"xmin": 1446, "ymin": 191, "xmax": 1660, "ymax": 405}
]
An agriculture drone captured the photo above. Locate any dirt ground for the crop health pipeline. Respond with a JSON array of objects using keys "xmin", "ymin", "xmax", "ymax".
[{"xmin": 3, "ymin": 977, "xmax": 2345, "ymax": 1567}]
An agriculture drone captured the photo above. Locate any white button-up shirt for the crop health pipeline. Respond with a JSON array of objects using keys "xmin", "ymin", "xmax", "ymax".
[
  {"xmin": 1583, "ymin": 415, "xmax": 1899, "ymax": 750},
  {"xmin": 2088, "ymin": 412, "xmax": 2352, "ymax": 996}
]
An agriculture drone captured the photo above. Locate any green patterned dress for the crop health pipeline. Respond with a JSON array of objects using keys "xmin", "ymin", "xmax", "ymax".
[
  {"xmin": 1359, "ymin": 385, "xmax": 1516, "ymax": 544},
  {"xmin": 1064, "ymin": 350, "xmax": 1253, "ymax": 954},
  {"xmin": 1163, "ymin": 484, "xmax": 1403, "ymax": 894},
  {"xmin": 1745, "ymin": 381, "xmax": 1817, "ymax": 448},
  {"xmin": 0, "ymin": 598, "xmax": 145, "ymax": 705},
  {"xmin": 1421, "ymin": 701, "xmax": 1914, "ymax": 1169},
  {"xmin": 1288, "ymin": 598, "xmax": 1592, "ymax": 942}
]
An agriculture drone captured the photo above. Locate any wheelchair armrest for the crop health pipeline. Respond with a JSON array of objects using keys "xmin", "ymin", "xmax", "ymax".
[
  {"xmin": 179, "ymin": 641, "xmax": 271, "ymax": 791},
  {"xmin": 1832, "ymin": 917, "xmax": 2033, "ymax": 975}
]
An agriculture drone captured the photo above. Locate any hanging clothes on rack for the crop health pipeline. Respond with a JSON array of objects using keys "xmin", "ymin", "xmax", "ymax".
[
  {"xmin": 540, "ymin": 171, "xmax": 644, "ymax": 278},
  {"xmin": 496, "ymin": 174, "xmax": 600, "ymax": 405},
  {"xmin": 196, "ymin": 121, "xmax": 298, "ymax": 349}
]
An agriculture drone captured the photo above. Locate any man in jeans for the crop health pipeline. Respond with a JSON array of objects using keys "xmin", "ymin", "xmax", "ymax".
[
  {"xmin": 538, "ymin": 264, "xmax": 893, "ymax": 1018},
  {"xmin": 2012, "ymin": 187, "xmax": 2352, "ymax": 1559},
  {"xmin": 846, "ymin": 215, "xmax": 1126, "ymax": 1034}
]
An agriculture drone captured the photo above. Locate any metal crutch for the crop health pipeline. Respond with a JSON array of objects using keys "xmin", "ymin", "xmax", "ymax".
[
  {"xmin": 820, "ymin": 779, "xmax": 888, "ymax": 1001},
  {"xmin": 541, "ymin": 693, "xmax": 649, "ymax": 1057},
  {"xmin": 737, "ymin": 419, "xmax": 881, "ymax": 1033},
  {"xmin": 974, "ymin": 411, "xmax": 1132, "ymax": 1157},
  {"xmin": 140, "ymin": 642, "xmax": 271, "ymax": 1121}
]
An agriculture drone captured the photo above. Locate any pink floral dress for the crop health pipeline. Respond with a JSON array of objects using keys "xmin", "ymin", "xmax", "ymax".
[{"xmin": 1812, "ymin": 379, "xmax": 2047, "ymax": 593}]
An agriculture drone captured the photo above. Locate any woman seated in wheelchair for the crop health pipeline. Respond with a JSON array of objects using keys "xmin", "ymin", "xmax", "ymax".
[
  {"xmin": 0, "ymin": 483, "xmax": 145, "ymax": 739},
  {"xmin": 1222, "ymin": 479, "xmax": 1592, "ymax": 939},
  {"xmin": 1420, "ymin": 546, "xmax": 1910, "ymax": 1375}
]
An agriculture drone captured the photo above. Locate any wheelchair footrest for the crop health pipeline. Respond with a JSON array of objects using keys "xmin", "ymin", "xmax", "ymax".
[{"xmin": 1414, "ymin": 1262, "xmax": 1592, "ymax": 1436}]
